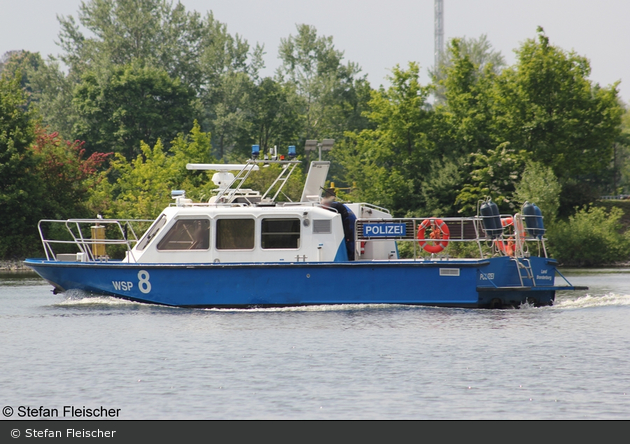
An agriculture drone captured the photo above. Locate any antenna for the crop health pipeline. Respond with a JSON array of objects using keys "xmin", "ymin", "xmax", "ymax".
[
  {"xmin": 434, "ymin": 0, "xmax": 444, "ymax": 69},
  {"xmin": 305, "ymin": 139, "xmax": 335, "ymax": 161}
]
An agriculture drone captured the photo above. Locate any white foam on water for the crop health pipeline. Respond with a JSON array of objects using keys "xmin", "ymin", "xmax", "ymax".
[
  {"xmin": 201, "ymin": 303, "xmax": 410, "ymax": 313},
  {"xmin": 54, "ymin": 289, "xmax": 143, "ymax": 307},
  {"xmin": 54, "ymin": 290, "xmax": 630, "ymax": 312},
  {"xmin": 552, "ymin": 292, "xmax": 630, "ymax": 309}
]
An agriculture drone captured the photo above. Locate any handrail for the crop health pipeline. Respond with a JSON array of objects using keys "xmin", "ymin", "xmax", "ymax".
[
  {"xmin": 354, "ymin": 202, "xmax": 391, "ymax": 214},
  {"xmin": 353, "ymin": 215, "xmax": 549, "ymax": 261},
  {"xmin": 37, "ymin": 219, "xmax": 153, "ymax": 261},
  {"xmin": 553, "ymin": 267, "xmax": 575, "ymax": 288}
]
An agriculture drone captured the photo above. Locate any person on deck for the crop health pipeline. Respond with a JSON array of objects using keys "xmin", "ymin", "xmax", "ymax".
[{"xmin": 321, "ymin": 189, "xmax": 356, "ymax": 261}]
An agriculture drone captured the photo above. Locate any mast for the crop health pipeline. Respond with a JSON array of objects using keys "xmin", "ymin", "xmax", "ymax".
[{"xmin": 434, "ymin": 0, "xmax": 444, "ymax": 69}]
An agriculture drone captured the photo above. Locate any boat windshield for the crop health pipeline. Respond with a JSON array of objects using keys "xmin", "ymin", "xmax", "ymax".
[{"xmin": 136, "ymin": 215, "xmax": 167, "ymax": 251}]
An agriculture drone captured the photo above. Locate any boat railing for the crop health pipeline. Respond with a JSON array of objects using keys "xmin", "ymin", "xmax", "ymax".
[
  {"xmin": 37, "ymin": 218, "xmax": 154, "ymax": 262},
  {"xmin": 356, "ymin": 203, "xmax": 391, "ymax": 214},
  {"xmin": 354, "ymin": 214, "xmax": 548, "ymax": 260}
]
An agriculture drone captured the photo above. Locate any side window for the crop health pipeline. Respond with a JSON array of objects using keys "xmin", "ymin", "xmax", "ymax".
[
  {"xmin": 136, "ymin": 214, "xmax": 167, "ymax": 251},
  {"xmin": 157, "ymin": 219, "xmax": 210, "ymax": 250},
  {"xmin": 216, "ymin": 219, "xmax": 255, "ymax": 250},
  {"xmin": 261, "ymin": 218, "xmax": 300, "ymax": 249}
]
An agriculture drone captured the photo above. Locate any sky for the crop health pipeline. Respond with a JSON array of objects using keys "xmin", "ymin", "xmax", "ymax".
[{"xmin": 1, "ymin": 0, "xmax": 629, "ymax": 104}]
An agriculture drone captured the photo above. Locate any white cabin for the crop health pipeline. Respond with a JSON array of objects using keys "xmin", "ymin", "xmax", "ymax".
[{"xmin": 123, "ymin": 161, "xmax": 397, "ymax": 264}]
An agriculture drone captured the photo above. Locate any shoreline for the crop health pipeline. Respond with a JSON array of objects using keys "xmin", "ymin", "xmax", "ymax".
[{"xmin": 0, "ymin": 260, "xmax": 30, "ymax": 271}]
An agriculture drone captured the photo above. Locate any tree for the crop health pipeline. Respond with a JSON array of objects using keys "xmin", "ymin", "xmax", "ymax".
[
  {"xmin": 611, "ymin": 104, "xmax": 630, "ymax": 195},
  {"xmin": 94, "ymin": 122, "xmax": 216, "ymax": 219},
  {"xmin": 276, "ymin": 24, "xmax": 371, "ymax": 143},
  {"xmin": 22, "ymin": 55, "xmax": 78, "ymax": 139},
  {"xmin": 0, "ymin": 51, "xmax": 43, "ymax": 96},
  {"xmin": 336, "ymin": 63, "xmax": 433, "ymax": 216},
  {"xmin": 430, "ymin": 34, "xmax": 505, "ymax": 104},
  {"xmin": 0, "ymin": 72, "xmax": 40, "ymax": 257},
  {"xmin": 57, "ymin": 0, "xmax": 259, "ymax": 92},
  {"xmin": 32, "ymin": 0, "xmax": 262, "ymax": 156},
  {"xmin": 456, "ymin": 142, "xmax": 531, "ymax": 214},
  {"xmin": 420, "ymin": 157, "xmax": 464, "ymax": 217},
  {"xmin": 432, "ymin": 28, "xmax": 623, "ymax": 217},
  {"xmin": 72, "ymin": 62, "xmax": 198, "ymax": 159},
  {"xmin": 495, "ymin": 27, "xmax": 623, "ymax": 209},
  {"xmin": 30, "ymin": 128, "xmax": 111, "ymax": 220},
  {"xmin": 0, "ymin": 73, "xmax": 108, "ymax": 258},
  {"xmin": 249, "ymin": 77, "xmax": 302, "ymax": 154},
  {"xmin": 431, "ymin": 38, "xmax": 501, "ymax": 161},
  {"xmin": 514, "ymin": 160, "xmax": 561, "ymax": 224},
  {"xmin": 202, "ymin": 71, "xmax": 254, "ymax": 160}
]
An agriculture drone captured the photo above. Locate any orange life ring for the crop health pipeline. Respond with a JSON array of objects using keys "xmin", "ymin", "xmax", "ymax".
[
  {"xmin": 495, "ymin": 237, "xmax": 516, "ymax": 256},
  {"xmin": 416, "ymin": 218, "xmax": 450, "ymax": 254},
  {"xmin": 494, "ymin": 214, "xmax": 525, "ymax": 256}
]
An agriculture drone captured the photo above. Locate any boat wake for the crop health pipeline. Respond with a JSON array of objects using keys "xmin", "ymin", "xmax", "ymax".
[
  {"xmin": 552, "ymin": 292, "xmax": 630, "ymax": 309},
  {"xmin": 54, "ymin": 289, "xmax": 143, "ymax": 307},
  {"xmin": 201, "ymin": 303, "xmax": 410, "ymax": 313},
  {"xmin": 53, "ymin": 290, "xmax": 630, "ymax": 312}
]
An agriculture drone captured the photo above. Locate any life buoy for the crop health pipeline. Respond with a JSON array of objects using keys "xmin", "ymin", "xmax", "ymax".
[
  {"xmin": 416, "ymin": 218, "xmax": 450, "ymax": 253},
  {"xmin": 494, "ymin": 214, "xmax": 525, "ymax": 256},
  {"xmin": 495, "ymin": 237, "xmax": 516, "ymax": 256}
]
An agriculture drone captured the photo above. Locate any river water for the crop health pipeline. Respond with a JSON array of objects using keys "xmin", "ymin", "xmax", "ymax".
[{"xmin": 1, "ymin": 269, "xmax": 629, "ymax": 420}]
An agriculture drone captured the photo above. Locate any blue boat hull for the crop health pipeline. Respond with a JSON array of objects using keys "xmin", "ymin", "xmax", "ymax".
[{"xmin": 24, "ymin": 256, "xmax": 573, "ymax": 309}]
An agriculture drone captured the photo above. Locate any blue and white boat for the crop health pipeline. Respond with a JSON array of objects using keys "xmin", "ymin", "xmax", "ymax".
[{"xmin": 25, "ymin": 150, "xmax": 585, "ymax": 308}]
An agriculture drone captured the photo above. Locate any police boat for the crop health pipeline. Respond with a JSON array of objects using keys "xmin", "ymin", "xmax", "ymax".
[{"xmin": 24, "ymin": 145, "xmax": 585, "ymax": 309}]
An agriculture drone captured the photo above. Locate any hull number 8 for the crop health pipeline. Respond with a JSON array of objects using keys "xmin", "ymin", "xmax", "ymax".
[{"xmin": 138, "ymin": 270, "xmax": 151, "ymax": 294}]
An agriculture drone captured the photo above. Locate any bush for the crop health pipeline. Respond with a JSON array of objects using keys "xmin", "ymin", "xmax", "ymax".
[
  {"xmin": 514, "ymin": 160, "xmax": 561, "ymax": 224},
  {"xmin": 547, "ymin": 206, "xmax": 630, "ymax": 266}
]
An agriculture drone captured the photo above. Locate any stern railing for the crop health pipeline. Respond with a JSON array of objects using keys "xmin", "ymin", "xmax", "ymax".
[{"xmin": 354, "ymin": 215, "xmax": 549, "ymax": 261}]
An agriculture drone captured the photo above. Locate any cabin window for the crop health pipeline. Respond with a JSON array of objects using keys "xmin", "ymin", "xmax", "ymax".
[
  {"xmin": 261, "ymin": 218, "xmax": 300, "ymax": 249},
  {"xmin": 313, "ymin": 219, "xmax": 331, "ymax": 234},
  {"xmin": 157, "ymin": 219, "xmax": 210, "ymax": 250},
  {"xmin": 136, "ymin": 214, "xmax": 167, "ymax": 251},
  {"xmin": 216, "ymin": 219, "xmax": 255, "ymax": 250}
]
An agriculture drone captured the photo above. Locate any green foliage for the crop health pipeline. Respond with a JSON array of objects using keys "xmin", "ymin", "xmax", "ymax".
[
  {"xmin": 0, "ymin": 72, "xmax": 40, "ymax": 257},
  {"xmin": 73, "ymin": 62, "xmax": 198, "ymax": 159},
  {"xmin": 57, "ymin": 0, "xmax": 257, "ymax": 91},
  {"xmin": 430, "ymin": 34, "xmax": 505, "ymax": 104},
  {"xmin": 31, "ymin": 127, "xmax": 111, "ymax": 220},
  {"xmin": 277, "ymin": 24, "xmax": 371, "ymax": 142},
  {"xmin": 93, "ymin": 120, "xmax": 304, "ymax": 218},
  {"xmin": 336, "ymin": 63, "xmax": 433, "ymax": 216},
  {"xmin": 93, "ymin": 122, "xmax": 216, "ymax": 219},
  {"xmin": 611, "ymin": 106, "xmax": 630, "ymax": 195},
  {"xmin": 495, "ymin": 28, "xmax": 622, "ymax": 192},
  {"xmin": 419, "ymin": 158, "xmax": 464, "ymax": 217},
  {"xmin": 514, "ymin": 160, "xmax": 561, "ymax": 223},
  {"xmin": 456, "ymin": 143, "xmax": 530, "ymax": 214},
  {"xmin": 547, "ymin": 206, "xmax": 630, "ymax": 266},
  {"xmin": 103, "ymin": 141, "xmax": 177, "ymax": 219},
  {"xmin": 38, "ymin": 0, "xmax": 261, "ymax": 161},
  {"xmin": 249, "ymin": 77, "xmax": 302, "ymax": 154},
  {"xmin": 433, "ymin": 47, "xmax": 498, "ymax": 159},
  {"xmin": 22, "ymin": 55, "xmax": 77, "ymax": 139},
  {"xmin": 0, "ymin": 51, "xmax": 43, "ymax": 99},
  {"xmin": 0, "ymin": 72, "xmax": 110, "ymax": 258}
]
